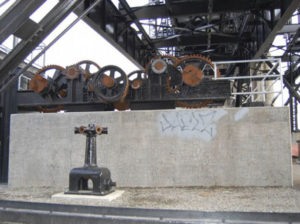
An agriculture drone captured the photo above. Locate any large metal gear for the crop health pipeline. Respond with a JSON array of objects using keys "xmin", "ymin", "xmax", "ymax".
[
  {"xmin": 174, "ymin": 54, "xmax": 221, "ymax": 108},
  {"xmin": 175, "ymin": 54, "xmax": 220, "ymax": 85},
  {"xmin": 76, "ymin": 60, "xmax": 101, "ymax": 79},
  {"xmin": 93, "ymin": 65, "xmax": 129, "ymax": 102},
  {"xmin": 30, "ymin": 65, "xmax": 67, "ymax": 113},
  {"xmin": 30, "ymin": 64, "xmax": 66, "ymax": 97},
  {"xmin": 113, "ymin": 101, "xmax": 130, "ymax": 111},
  {"xmin": 128, "ymin": 70, "xmax": 147, "ymax": 90}
]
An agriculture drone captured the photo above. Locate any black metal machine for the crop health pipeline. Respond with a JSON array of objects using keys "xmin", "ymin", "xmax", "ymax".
[
  {"xmin": 17, "ymin": 54, "xmax": 231, "ymax": 112},
  {"xmin": 66, "ymin": 124, "xmax": 115, "ymax": 195}
]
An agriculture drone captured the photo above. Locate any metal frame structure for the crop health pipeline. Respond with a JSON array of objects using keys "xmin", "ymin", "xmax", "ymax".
[{"xmin": 0, "ymin": 0, "xmax": 300, "ymax": 183}]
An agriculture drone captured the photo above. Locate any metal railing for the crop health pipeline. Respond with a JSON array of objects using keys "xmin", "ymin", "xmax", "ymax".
[{"xmin": 213, "ymin": 58, "xmax": 284, "ymax": 106}]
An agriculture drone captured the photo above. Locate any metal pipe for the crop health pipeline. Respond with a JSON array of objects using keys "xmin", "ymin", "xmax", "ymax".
[
  {"xmin": 0, "ymin": 0, "xmax": 102, "ymax": 93},
  {"xmin": 232, "ymin": 91, "xmax": 282, "ymax": 95},
  {"xmin": 279, "ymin": 59, "xmax": 284, "ymax": 106},
  {"xmin": 214, "ymin": 58, "xmax": 279, "ymax": 64},
  {"xmin": 214, "ymin": 74, "xmax": 280, "ymax": 80}
]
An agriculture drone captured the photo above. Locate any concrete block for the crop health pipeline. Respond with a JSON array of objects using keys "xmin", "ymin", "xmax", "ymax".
[
  {"xmin": 51, "ymin": 190, "xmax": 124, "ymax": 202},
  {"xmin": 8, "ymin": 107, "xmax": 292, "ymax": 188}
]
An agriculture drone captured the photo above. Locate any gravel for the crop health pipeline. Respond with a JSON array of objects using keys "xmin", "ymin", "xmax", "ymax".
[{"xmin": 1, "ymin": 165, "xmax": 300, "ymax": 212}]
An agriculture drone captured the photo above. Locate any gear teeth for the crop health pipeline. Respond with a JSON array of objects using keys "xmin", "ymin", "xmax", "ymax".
[
  {"xmin": 174, "ymin": 54, "xmax": 221, "ymax": 77},
  {"xmin": 35, "ymin": 64, "xmax": 65, "ymax": 76},
  {"xmin": 75, "ymin": 60, "xmax": 101, "ymax": 70},
  {"xmin": 175, "ymin": 100, "xmax": 212, "ymax": 109},
  {"xmin": 36, "ymin": 105, "xmax": 64, "ymax": 113},
  {"xmin": 173, "ymin": 54, "xmax": 220, "ymax": 108},
  {"xmin": 75, "ymin": 60, "xmax": 101, "ymax": 79}
]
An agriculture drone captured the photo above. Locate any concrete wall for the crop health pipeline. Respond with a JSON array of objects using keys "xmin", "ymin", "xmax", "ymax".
[{"xmin": 9, "ymin": 107, "xmax": 292, "ymax": 188}]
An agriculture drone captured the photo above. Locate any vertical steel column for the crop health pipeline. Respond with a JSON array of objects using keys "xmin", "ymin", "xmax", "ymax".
[{"xmin": 0, "ymin": 80, "xmax": 18, "ymax": 183}]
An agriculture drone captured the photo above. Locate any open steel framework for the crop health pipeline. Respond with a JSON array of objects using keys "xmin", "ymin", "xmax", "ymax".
[{"xmin": 0, "ymin": 0, "xmax": 300, "ymax": 182}]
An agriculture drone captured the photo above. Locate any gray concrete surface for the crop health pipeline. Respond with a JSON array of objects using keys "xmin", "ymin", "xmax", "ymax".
[
  {"xmin": 2, "ymin": 162, "xmax": 300, "ymax": 212},
  {"xmin": 9, "ymin": 107, "xmax": 292, "ymax": 188},
  {"xmin": 51, "ymin": 190, "xmax": 124, "ymax": 202}
]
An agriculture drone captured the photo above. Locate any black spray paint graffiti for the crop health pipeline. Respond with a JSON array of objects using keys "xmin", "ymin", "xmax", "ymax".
[{"xmin": 159, "ymin": 110, "xmax": 227, "ymax": 141}]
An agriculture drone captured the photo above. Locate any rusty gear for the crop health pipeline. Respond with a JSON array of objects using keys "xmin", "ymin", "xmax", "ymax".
[
  {"xmin": 29, "ymin": 74, "xmax": 48, "ymax": 93},
  {"xmin": 113, "ymin": 101, "xmax": 130, "ymax": 111},
  {"xmin": 182, "ymin": 65, "xmax": 203, "ymax": 86},
  {"xmin": 175, "ymin": 54, "xmax": 221, "ymax": 81},
  {"xmin": 128, "ymin": 70, "xmax": 147, "ymax": 90},
  {"xmin": 174, "ymin": 54, "xmax": 221, "ymax": 108},
  {"xmin": 76, "ymin": 60, "xmax": 101, "ymax": 79},
  {"xmin": 93, "ymin": 65, "xmax": 129, "ymax": 103},
  {"xmin": 30, "ymin": 64, "xmax": 65, "ymax": 93},
  {"xmin": 36, "ymin": 105, "xmax": 64, "ymax": 113}
]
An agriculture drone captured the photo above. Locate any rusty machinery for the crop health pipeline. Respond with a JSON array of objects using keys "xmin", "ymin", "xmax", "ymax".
[
  {"xmin": 66, "ymin": 124, "xmax": 116, "ymax": 195},
  {"xmin": 18, "ymin": 55, "xmax": 230, "ymax": 111}
]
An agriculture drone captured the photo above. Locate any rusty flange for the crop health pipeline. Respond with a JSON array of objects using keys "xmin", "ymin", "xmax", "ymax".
[
  {"xmin": 29, "ymin": 74, "xmax": 48, "ymax": 93},
  {"xmin": 65, "ymin": 65, "xmax": 81, "ymax": 79},
  {"xmin": 101, "ymin": 75, "xmax": 115, "ymax": 88},
  {"xmin": 144, "ymin": 54, "xmax": 178, "ymax": 73},
  {"xmin": 182, "ymin": 64, "xmax": 203, "ymax": 86}
]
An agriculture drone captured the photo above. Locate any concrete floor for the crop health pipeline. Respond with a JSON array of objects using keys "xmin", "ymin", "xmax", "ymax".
[{"xmin": 1, "ymin": 164, "xmax": 300, "ymax": 212}]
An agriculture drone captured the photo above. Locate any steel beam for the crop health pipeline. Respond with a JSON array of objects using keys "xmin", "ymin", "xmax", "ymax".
[
  {"xmin": 74, "ymin": 1, "xmax": 151, "ymax": 68},
  {"xmin": 0, "ymin": 0, "xmax": 82, "ymax": 86},
  {"xmin": 154, "ymin": 34, "xmax": 239, "ymax": 48},
  {"xmin": 131, "ymin": 0, "xmax": 282, "ymax": 19},
  {"xmin": 0, "ymin": 0, "xmax": 46, "ymax": 44},
  {"xmin": 253, "ymin": 0, "xmax": 300, "ymax": 59},
  {"xmin": 284, "ymin": 77, "xmax": 300, "ymax": 102},
  {"xmin": 279, "ymin": 24, "xmax": 300, "ymax": 33},
  {"xmin": 119, "ymin": 0, "xmax": 153, "ymax": 49}
]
